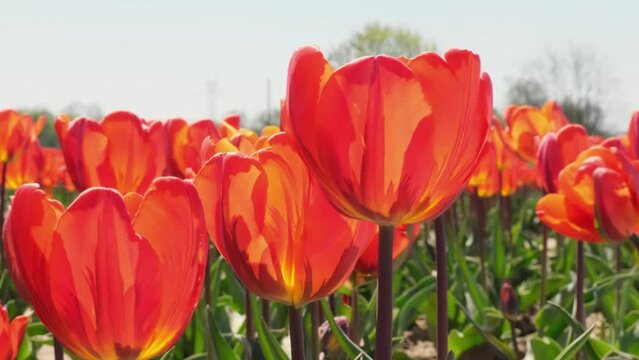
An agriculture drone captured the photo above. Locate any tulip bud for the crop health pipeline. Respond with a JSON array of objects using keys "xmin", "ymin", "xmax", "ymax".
[{"xmin": 501, "ymin": 281, "xmax": 519, "ymax": 321}]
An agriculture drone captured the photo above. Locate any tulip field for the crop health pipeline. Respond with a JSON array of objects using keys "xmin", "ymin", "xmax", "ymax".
[{"xmin": 1, "ymin": 46, "xmax": 639, "ymax": 360}]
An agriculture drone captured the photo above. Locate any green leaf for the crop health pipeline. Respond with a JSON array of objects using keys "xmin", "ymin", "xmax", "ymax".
[
  {"xmin": 15, "ymin": 333, "xmax": 32, "ymax": 360},
  {"xmin": 455, "ymin": 301, "xmax": 515, "ymax": 360},
  {"xmin": 395, "ymin": 279, "xmax": 436, "ymax": 334},
  {"xmin": 320, "ymin": 299, "xmax": 373, "ymax": 360},
  {"xmin": 184, "ymin": 354, "xmax": 209, "ymax": 360},
  {"xmin": 530, "ymin": 335, "xmax": 562, "ymax": 359},
  {"xmin": 452, "ymin": 228, "xmax": 489, "ymax": 311},
  {"xmin": 492, "ymin": 206, "xmax": 506, "ymax": 284},
  {"xmin": 553, "ymin": 325, "xmax": 594, "ymax": 360},
  {"xmin": 545, "ymin": 302, "xmax": 601, "ymax": 359},
  {"xmin": 250, "ymin": 294, "xmax": 289, "ymax": 360},
  {"xmin": 535, "ymin": 304, "xmax": 568, "ymax": 339},
  {"xmin": 449, "ymin": 326, "xmax": 484, "ymax": 357},
  {"xmin": 204, "ymin": 305, "xmax": 240, "ymax": 360},
  {"xmin": 518, "ymin": 275, "xmax": 570, "ymax": 311}
]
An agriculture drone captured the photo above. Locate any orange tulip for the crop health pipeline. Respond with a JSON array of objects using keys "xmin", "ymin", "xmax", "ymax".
[
  {"xmin": 469, "ymin": 126, "xmax": 535, "ymax": 197},
  {"xmin": 285, "ymin": 46, "xmax": 492, "ymax": 224},
  {"xmin": 55, "ymin": 111, "xmax": 166, "ymax": 194},
  {"xmin": 194, "ymin": 132, "xmax": 375, "ymax": 306},
  {"xmin": 39, "ymin": 147, "xmax": 70, "ymax": 192},
  {"xmin": 200, "ymin": 125, "xmax": 280, "ymax": 163},
  {"xmin": 5, "ymin": 141, "xmax": 43, "ymax": 190},
  {"xmin": 354, "ymin": 224, "xmax": 417, "ymax": 275},
  {"xmin": 536, "ymin": 146, "xmax": 639, "ymax": 242},
  {"xmin": 0, "ymin": 109, "xmax": 44, "ymax": 163},
  {"xmin": 536, "ymin": 124, "xmax": 590, "ymax": 193},
  {"xmin": 0, "ymin": 302, "xmax": 28, "ymax": 360},
  {"xmin": 3, "ymin": 177, "xmax": 208, "ymax": 359},
  {"xmin": 499, "ymin": 101, "xmax": 569, "ymax": 163},
  {"xmin": 165, "ymin": 118, "xmax": 220, "ymax": 177}
]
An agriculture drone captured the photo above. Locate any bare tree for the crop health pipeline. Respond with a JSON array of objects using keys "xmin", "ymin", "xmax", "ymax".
[{"xmin": 506, "ymin": 46, "xmax": 612, "ymax": 135}]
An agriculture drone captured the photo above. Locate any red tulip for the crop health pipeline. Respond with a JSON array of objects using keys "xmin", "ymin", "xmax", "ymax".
[
  {"xmin": 0, "ymin": 302, "xmax": 28, "ymax": 360},
  {"xmin": 499, "ymin": 101, "xmax": 569, "ymax": 163},
  {"xmin": 536, "ymin": 124, "xmax": 590, "ymax": 193},
  {"xmin": 0, "ymin": 109, "xmax": 44, "ymax": 163},
  {"xmin": 354, "ymin": 224, "xmax": 417, "ymax": 275},
  {"xmin": 627, "ymin": 112, "xmax": 639, "ymax": 158},
  {"xmin": 193, "ymin": 132, "xmax": 375, "ymax": 306},
  {"xmin": 536, "ymin": 146, "xmax": 639, "ymax": 242},
  {"xmin": 55, "ymin": 111, "xmax": 166, "ymax": 194},
  {"xmin": 285, "ymin": 47, "xmax": 492, "ymax": 224},
  {"xmin": 165, "ymin": 118, "xmax": 220, "ymax": 177},
  {"xmin": 5, "ymin": 141, "xmax": 43, "ymax": 190},
  {"xmin": 3, "ymin": 177, "xmax": 208, "ymax": 359}
]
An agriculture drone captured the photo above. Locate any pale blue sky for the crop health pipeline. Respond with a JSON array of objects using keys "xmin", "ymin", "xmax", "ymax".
[{"xmin": 1, "ymin": 0, "xmax": 637, "ymax": 131}]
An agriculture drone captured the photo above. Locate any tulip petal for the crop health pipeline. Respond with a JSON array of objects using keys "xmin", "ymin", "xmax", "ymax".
[
  {"xmin": 101, "ymin": 112, "xmax": 161, "ymax": 193},
  {"xmin": 49, "ymin": 188, "xmax": 143, "ymax": 358},
  {"xmin": 132, "ymin": 177, "xmax": 208, "ymax": 357},
  {"xmin": 56, "ymin": 118, "xmax": 116, "ymax": 191},
  {"xmin": 286, "ymin": 46, "xmax": 334, "ymax": 154},
  {"xmin": 3, "ymin": 184, "xmax": 62, "ymax": 304},
  {"xmin": 594, "ymin": 168, "xmax": 637, "ymax": 241},
  {"xmin": 536, "ymin": 193, "xmax": 599, "ymax": 242}
]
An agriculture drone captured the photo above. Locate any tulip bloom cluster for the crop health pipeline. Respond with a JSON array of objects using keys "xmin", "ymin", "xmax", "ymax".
[
  {"xmin": 537, "ymin": 145, "xmax": 639, "ymax": 242},
  {"xmin": 469, "ymin": 126, "xmax": 536, "ymax": 197},
  {"xmin": 12, "ymin": 41, "xmax": 634, "ymax": 360}
]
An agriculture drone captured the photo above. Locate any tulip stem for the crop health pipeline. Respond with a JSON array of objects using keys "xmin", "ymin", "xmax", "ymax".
[
  {"xmin": 471, "ymin": 193, "xmax": 488, "ymax": 291},
  {"xmin": 376, "ymin": 225, "xmax": 395, "ymax": 360},
  {"xmin": 245, "ymin": 288, "xmax": 254, "ymax": 339},
  {"xmin": 349, "ymin": 273, "xmax": 359, "ymax": 343},
  {"xmin": 204, "ymin": 249, "xmax": 211, "ymax": 309},
  {"xmin": 540, "ymin": 226, "xmax": 548, "ymax": 309},
  {"xmin": 509, "ymin": 320, "xmax": 520, "ymax": 359},
  {"xmin": 0, "ymin": 161, "xmax": 6, "ymax": 268},
  {"xmin": 575, "ymin": 241, "xmax": 585, "ymax": 360},
  {"xmin": 328, "ymin": 294, "xmax": 336, "ymax": 314},
  {"xmin": 615, "ymin": 245, "xmax": 622, "ymax": 342},
  {"xmin": 310, "ymin": 301, "xmax": 320, "ymax": 360},
  {"xmin": 575, "ymin": 241, "xmax": 585, "ymax": 325},
  {"xmin": 289, "ymin": 305, "xmax": 306, "ymax": 360},
  {"xmin": 54, "ymin": 338, "xmax": 64, "ymax": 360},
  {"xmin": 262, "ymin": 298, "xmax": 271, "ymax": 326},
  {"xmin": 435, "ymin": 216, "xmax": 448, "ymax": 360}
]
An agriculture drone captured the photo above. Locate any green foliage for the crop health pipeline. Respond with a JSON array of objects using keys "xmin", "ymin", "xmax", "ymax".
[{"xmin": 328, "ymin": 22, "xmax": 436, "ymax": 67}]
